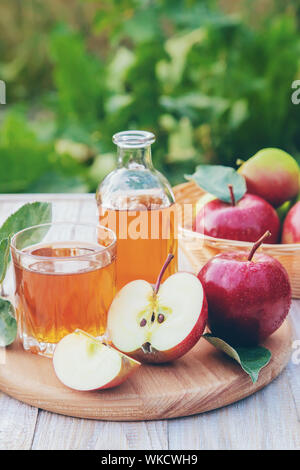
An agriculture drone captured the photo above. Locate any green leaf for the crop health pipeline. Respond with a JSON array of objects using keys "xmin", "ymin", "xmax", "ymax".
[
  {"xmin": 185, "ymin": 165, "xmax": 247, "ymax": 203},
  {"xmin": 0, "ymin": 202, "xmax": 52, "ymax": 348},
  {"xmin": 0, "ymin": 297, "xmax": 17, "ymax": 347},
  {"xmin": 0, "ymin": 202, "xmax": 52, "ymax": 242},
  {"xmin": 122, "ymin": 9, "xmax": 162, "ymax": 44},
  {"xmin": 0, "ymin": 202, "xmax": 52, "ymax": 283},
  {"xmin": 50, "ymin": 26, "xmax": 105, "ymax": 123},
  {"xmin": 0, "ymin": 238, "xmax": 10, "ymax": 284},
  {"xmin": 203, "ymin": 333, "xmax": 272, "ymax": 383}
]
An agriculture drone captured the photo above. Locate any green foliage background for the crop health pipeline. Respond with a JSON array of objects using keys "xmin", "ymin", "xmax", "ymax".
[{"xmin": 0, "ymin": 0, "xmax": 300, "ymax": 193}]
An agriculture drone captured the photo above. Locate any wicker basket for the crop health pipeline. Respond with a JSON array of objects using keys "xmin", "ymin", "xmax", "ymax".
[{"xmin": 173, "ymin": 181, "xmax": 300, "ymax": 299}]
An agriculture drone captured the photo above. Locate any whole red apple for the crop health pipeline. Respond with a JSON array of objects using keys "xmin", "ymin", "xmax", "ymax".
[
  {"xmin": 198, "ymin": 232, "xmax": 291, "ymax": 346},
  {"xmin": 193, "ymin": 185, "xmax": 280, "ymax": 243},
  {"xmin": 238, "ymin": 148, "xmax": 299, "ymax": 208},
  {"xmin": 282, "ymin": 201, "xmax": 300, "ymax": 243}
]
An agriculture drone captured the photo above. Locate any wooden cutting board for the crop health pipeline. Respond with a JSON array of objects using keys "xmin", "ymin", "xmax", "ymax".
[{"xmin": 0, "ymin": 320, "xmax": 292, "ymax": 421}]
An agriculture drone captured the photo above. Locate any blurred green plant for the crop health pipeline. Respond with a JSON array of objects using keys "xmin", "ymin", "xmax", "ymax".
[
  {"xmin": 0, "ymin": 0, "xmax": 300, "ymax": 192},
  {"xmin": 50, "ymin": 24, "xmax": 106, "ymax": 125}
]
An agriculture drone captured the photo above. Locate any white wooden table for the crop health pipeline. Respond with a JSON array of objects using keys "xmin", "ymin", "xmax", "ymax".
[{"xmin": 0, "ymin": 194, "xmax": 299, "ymax": 450}]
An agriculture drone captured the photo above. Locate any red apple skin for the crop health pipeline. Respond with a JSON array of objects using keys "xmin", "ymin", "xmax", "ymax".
[
  {"xmin": 124, "ymin": 287, "xmax": 208, "ymax": 364},
  {"xmin": 95, "ymin": 357, "xmax": 141, "ymax": 390},
  {"xmin": 198, "ymin": 252, "xmax": 291, "ymax": 346},
  {"xmin": 193, "ymin": 193, "xmax": 280, "ymax": 244},
  {"xmin": 282, "ymin": 201, "xmax": 300, "ymax": 243}
]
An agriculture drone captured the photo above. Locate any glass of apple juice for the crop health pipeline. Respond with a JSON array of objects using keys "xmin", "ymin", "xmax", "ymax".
[{"xmin": 11, "ymin": 222, "xmax": 116, "ymax": 357}]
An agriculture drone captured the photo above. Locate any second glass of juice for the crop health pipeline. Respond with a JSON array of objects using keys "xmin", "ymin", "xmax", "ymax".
[
  {"xmin": 96, "ymin": 130, "xmax": 178, "ymax": 290},
  {"xmin": 11, "ymin": 223, "xmax": 116, "ymax": 357}
]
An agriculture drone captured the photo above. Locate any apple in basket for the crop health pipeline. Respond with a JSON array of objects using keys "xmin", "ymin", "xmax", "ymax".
[
  {"xmin": 193, "ymin": 184, "xmax": 280, "ymax": 243},
  {"xmin": 237, "ymin": 148, "xmax": 299, "ymax": 208},
  {"xmin": 282, "ymin": 201, "xmax": 300, "ymax": 244},
  {"xmin": 107, "ymin": 254, "xmax": 208, "ymax": 363}
]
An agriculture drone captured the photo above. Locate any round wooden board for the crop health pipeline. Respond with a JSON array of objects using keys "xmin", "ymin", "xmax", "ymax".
[{"xmin": 0, "ymin": 320, "xmax": 292, "ymax": 421}]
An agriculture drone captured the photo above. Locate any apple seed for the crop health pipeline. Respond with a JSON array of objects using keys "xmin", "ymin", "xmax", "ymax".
[
  {"xmin": 140, "ymin": 318, "xmax": 147, "ymax": 327},
  {"xmin": 157, "ymin": 313, "xmax": 165, "ymax": 323},
  {"xmin": 151, "ymin": 312, "xmax": 155, "ymax": 322}
]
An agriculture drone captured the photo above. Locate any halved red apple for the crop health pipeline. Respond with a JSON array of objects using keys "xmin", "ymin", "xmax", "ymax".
[
  {"xmin": 107, "ymin": 259, "xmax": 208, "ymax": 363},
  {"xmin": 53, "ymin": 330, "xmax": 141, "ymax": 391}
]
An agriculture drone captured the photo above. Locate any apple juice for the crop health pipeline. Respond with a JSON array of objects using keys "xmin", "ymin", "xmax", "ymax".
[
  {"xmin": 13, "ymin": 241, "xmax": 116, "ymax": 353},
  {"xmin": 99, "ymin": 203, "xmax": 178, "ymax": 290},
  {"xmin": 96, "ymin": 130, "xmax": 178, "ymax": 290}
]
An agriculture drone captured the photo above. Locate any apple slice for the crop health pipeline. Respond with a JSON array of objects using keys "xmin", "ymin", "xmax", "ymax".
[
  {"xmin": 53, "ymin": 330, "xmax": 141, "ymax": 391},
  {"xmin": 107, "ymin": 255, "xmax": 208, "ymax": 363}
]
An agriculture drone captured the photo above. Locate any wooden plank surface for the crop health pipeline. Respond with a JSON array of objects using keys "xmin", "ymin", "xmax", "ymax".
[
  {"xmin": 32, "ymin": 415, "xmax": 168, "ymax": 450},
  {"xmin": 0, "ymin": 194, "xmax": 299, "ymax": 450},
  {"xmin": 0, "ymin": 320, "xmax": 291, "ymax": 421}
]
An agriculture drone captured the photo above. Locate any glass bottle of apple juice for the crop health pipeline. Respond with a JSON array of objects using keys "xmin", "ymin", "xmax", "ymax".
[{"xmin": 96, "ymin": 131, "xmax": 178, "ymax": 291}]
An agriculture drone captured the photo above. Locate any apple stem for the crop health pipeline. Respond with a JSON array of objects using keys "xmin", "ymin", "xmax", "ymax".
[
  {"xmin": 248, "ymin": 231, "xmax": 271, "ymax": 261},
  {"xmin": 228, "ymin": 184, "xmax": 236, "ymax": 206},
  {"xmin": 154, "ymin": 253, "xmax": 174, "ymax": 294}
]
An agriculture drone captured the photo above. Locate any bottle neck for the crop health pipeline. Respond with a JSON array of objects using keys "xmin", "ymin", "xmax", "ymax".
[{"xmin": 117, "ymin": 145, "xmax": 153, "ymax": 169}]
